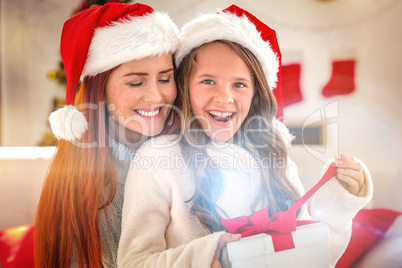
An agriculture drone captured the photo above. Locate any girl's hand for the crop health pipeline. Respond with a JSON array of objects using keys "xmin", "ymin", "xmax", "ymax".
[
  {"xmin": 212, "ymin": 233, "xmax": 241, "ymax": 268},
  {"xmin": 334, "ymin": 154, "xmax": 365, "ymax": 197}
]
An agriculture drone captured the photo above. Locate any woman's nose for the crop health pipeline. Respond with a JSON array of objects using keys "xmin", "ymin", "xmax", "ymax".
[{"xmin": 143, "ymin": 84, "xmax": 163, "ymax": 103}]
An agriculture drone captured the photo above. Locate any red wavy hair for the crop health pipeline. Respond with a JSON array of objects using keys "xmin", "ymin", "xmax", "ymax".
[{"xmin": 34, "ymin": 70, "xmax": 115, "ymax": 268}]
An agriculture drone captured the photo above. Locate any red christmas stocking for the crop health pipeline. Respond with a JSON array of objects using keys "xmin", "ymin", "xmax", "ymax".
[
  {"xmin": 282, "ymin": 63, "xmax": 303, "ymax": 106},
  {"xmin": 322, "ymin": 60, "xmax": 356, "ymax": 97}
]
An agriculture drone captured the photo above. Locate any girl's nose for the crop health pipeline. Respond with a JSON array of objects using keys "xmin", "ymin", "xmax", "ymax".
[{"xmin": 214, "ymin": 84, "xmax": 234, "ymax": 104}]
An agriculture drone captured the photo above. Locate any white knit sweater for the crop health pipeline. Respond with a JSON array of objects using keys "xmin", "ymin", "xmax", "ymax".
[{"xmin": 118, "ymin": 135, "xmax": 373, "ymax": 267}]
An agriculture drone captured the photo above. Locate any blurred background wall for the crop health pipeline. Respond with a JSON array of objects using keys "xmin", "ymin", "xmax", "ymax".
[{"xmin": 0, "ymin": 0, "xmax": 401, "ymax": 229}]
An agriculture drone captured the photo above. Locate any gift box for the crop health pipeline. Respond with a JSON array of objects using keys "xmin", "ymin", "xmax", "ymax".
[
  {"xmin": 221, "ymin": 164, "xmax": 338, "ymax": 268},
  {"xmin": 222, "ymin": 222, "xmax": 331, "ymax": 268}
]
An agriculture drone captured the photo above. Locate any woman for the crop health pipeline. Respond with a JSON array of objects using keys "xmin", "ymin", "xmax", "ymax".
[{"xmin": 34, "ymin": 3, "xmax": 179, "ymax": 267}]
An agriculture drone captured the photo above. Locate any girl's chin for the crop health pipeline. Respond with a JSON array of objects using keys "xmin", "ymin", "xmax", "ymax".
[{"xmin": 207, "ymin": 131, "xmax": 234, "ymax": 143}]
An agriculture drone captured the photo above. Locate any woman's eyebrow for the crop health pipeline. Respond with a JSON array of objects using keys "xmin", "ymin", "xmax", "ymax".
[
  {"xmin": 159, "ymin": 68, "xmax": 174, "ymax": 74},
  {"xmin": 123, "ymin": 72, "xmax": 147, "ymax": 77},
  {"xmin": 123, "ymin": 68, "xmax": 174, "ymax": 77}
]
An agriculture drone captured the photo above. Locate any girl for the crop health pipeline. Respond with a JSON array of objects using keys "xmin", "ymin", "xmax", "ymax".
[
  {"xmin": 34, "ymin": 3, "xmax": 179, "ymax": 267},
  {"xmin": 118, "ymin": 5, "xmax": 373, "ymax": 268}
]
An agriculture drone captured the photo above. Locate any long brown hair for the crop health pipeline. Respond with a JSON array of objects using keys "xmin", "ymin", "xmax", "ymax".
[
  {"xmin": 176, "ymin": 40, "xmax": 301, "ymax": 232},
  {"xmin": 34, "ymin": 70, "xmax": 116, "ymax": 268}
]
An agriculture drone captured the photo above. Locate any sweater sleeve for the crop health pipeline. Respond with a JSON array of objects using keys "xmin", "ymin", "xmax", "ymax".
[
  {"xmin": 310, "ymin": 157, "xmax": 373, "ymax": 267},
  {"xmin": 117, "ymin": 164, "xmax": 224, "ymax": 268}
]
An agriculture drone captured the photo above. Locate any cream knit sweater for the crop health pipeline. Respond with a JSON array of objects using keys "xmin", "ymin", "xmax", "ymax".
[{"xmin": 118, "ymin": 135, "xmax": 373, "ymax": 267}]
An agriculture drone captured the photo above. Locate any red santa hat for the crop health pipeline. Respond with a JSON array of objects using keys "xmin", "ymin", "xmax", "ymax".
[
  {"xmin": 175, "ymin": 5, "xmax": 291, "ymax": 144},
  {"xmin": 49, "ymin": 3, "xmax": 179, "ymax": 141}
]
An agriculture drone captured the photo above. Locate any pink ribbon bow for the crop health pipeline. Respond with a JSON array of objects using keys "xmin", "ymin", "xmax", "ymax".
[
  {"xmin": 221, "ymin": 163, "xmax": 337, "ymax": 252},
  {"xmin": 221, "ymin": 209, "xmax": 297, "ymax": 237}
]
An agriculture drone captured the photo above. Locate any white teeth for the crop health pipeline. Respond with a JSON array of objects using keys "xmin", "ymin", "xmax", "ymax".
[
  {"xmin": 209, "ymin": 111, "xmax": 233, "ymax": 118},
  {"xmin": 136, "ymin": 109, "xmax": 160, "ymax": 117}
]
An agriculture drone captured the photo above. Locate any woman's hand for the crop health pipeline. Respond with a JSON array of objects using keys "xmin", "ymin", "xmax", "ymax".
[
  {"xmin": 334, "ymin": 154, "xmax": 365, "ymax": 197},
  {"xmin": 211, "ymin": 233, "xmax": 241, "ymax": 268}
]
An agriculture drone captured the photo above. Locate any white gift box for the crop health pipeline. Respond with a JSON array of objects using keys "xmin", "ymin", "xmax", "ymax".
[{"xmin": 222, "ymin": 222, "xmax": 331, "ymax": 268}]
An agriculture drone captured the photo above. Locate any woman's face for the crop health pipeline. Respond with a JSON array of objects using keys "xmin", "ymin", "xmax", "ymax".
[
  {"xmin": 105, "ymin": 54, "xmax": 176, "ymax": 137},
  {"xmin": 189, "ymin": 43, "xmax": 254, "ymax": 142}
]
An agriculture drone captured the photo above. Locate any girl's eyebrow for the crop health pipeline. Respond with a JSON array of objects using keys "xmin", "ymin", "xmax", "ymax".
[
  {"xmin": 123, "ymin": 68, "xmax": 174, "ymax": 77},
  {"xmin": 234, "ymin": 77, "xmax": 252, "ymax": 83},
  {"xmin": 197, "ymin": 74, "xmax": 251, "ymax": 83},
  {"xmin": 196, "ymin": 74, "xmax": 215, "ymax": 78}
]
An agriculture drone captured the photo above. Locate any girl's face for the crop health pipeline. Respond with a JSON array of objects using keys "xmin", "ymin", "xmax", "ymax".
[
  {"xmin": 105, "ymin": 54, "xmax": 176, "ymax": 137},
  {"xmin": 189, "ymin": 43, "xmax": 254, "ymax": 142}
]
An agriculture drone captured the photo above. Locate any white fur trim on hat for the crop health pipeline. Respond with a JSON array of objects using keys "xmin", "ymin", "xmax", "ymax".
[
  {"xmin": 175, "ymin": 12, "xmax": 279, "ymax": 90},
  {"xmin": 49, "ymin": 106, "xmax": 88, "ymax": 141},
  {"xmin": 82, "ymin": 12, "xmax": 179, "ymax": 77}
]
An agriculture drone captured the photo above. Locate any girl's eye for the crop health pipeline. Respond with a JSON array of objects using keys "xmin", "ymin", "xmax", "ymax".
[
  {"xmin": 234, "ymin": 82, "xmax": 245, "ymax": 88},
  {"xmin": 202, "ymin": 80, "xmax": 215, "ymax": 85}
]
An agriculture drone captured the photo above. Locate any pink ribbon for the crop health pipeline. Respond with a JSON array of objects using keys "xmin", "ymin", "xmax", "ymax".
[{"xmin": 221, "ymin": 163, "xmax": 337, "ymax": 252}]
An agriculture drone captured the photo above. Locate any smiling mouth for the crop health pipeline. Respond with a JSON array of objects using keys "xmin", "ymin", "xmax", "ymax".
[
  {"xmin": 208, "ymin": 111, "xmax": 234, "ymax": 122},
  {"xmin": 135, "ymin": 107, "xmax": 161, "ymax": 117}
]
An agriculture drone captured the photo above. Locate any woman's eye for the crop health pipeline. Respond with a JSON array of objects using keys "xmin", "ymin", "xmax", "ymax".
[
  {"xmin": 159, "ymin": 78, "xmax": 170, "ymax": 83},
  {"xmin": 234, "ymin": 82, "xmax": 245, "ymax": 88},
  {"xmin": 129, "ymin": 82, "xmax": 142, "ymax": 87},
  {"xmin": 202, "ymin": 80, "xmax": 215, "ymax": 85}
]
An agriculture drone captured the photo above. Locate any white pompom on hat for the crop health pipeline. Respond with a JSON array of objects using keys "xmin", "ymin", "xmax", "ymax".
[{"xmin": 49, "ymin": 3, "xmax": 179, "ymax": 141}]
